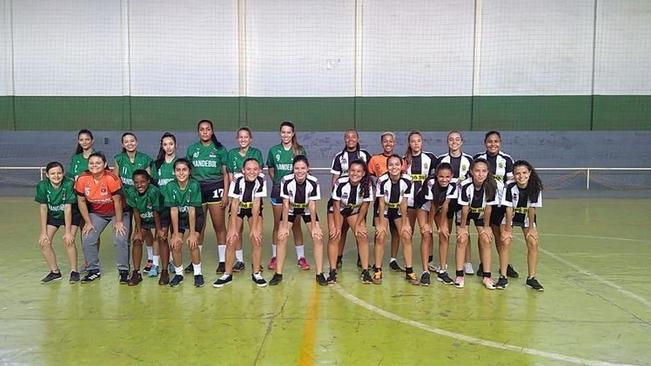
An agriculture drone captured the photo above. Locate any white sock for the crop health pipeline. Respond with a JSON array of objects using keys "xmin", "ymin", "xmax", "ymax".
[
  {"xmin": 193, "ymin": 262, "xmax": 202, "ymax": 276},
  {"xmin": 236, "ymin": 249, "xmax": 243, "ymax": 262},
  {"xmin": 175, "ymin": 266, "xmax": 183, "ymax": 275},
  {"xmin": 218, "ymin": 245, "xmax": 226, "ymax": 262},
  {"xmin": 153, "ymin": 255, "xmax": 160, "ymax": 267},
  {"xmin": 295, "ymin": 244, "xmax": 305, "ymax": 259},
  {"xmin": 272, "ymin": 244, "xmax": 277, "ymax": 258},
  {"xmin": 199, "ymin": 244, "xmax": 203, "ymax": 254},
  {"xmin": 390, "ymin": 257, "xmax": 397, "ymax": 263},
  {"xmin": 146, "ymin": 246, "xmax": 154, "ymax": 260}
]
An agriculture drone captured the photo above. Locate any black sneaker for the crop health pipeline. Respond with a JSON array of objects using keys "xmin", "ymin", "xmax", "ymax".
[
  {"xmin": 476, "ymin": 262, "xmax": 483, "ymax": 276},
  {"xmin": 436, "ymin": 271, "xmax": 454, "ymax": 285},
  {"xmin": 184, "ymin": 263, "xmax": 194, "ymax": 273},
  {"xmin": 232, "ymin": 261, "xmax": 246, "ymax": 272},
  {"xmin": 81, "ymin": 271, "xmax": 101, "ymax": 283},
  {"xmin": 361, "ymin": 269, "xmax": 372, "ymax": 284},
  {"xmin": 194, "ymin": 274, "xmax": 205, "ymax": 287},
  {"xmin": 213, "ymin": 274, "xmax": 233, "ymax": 288},
  {"xmin": 526, "ymin": 277, "xmax": 544, "ymax": 291},
  {"xmin": 496, "ymin": 276, "xmax": 509, "ymax": 290},
  {"xmin": 336, "ymin": 255, "xmax": 343, "ymax": 269},
  {"xmin": 251, "ymin": 272, "xmax": 267, "ymax": 287},
  {"xmin": 41, "ymin": 271, "xmax": 62, "ymax": 283},
  {"xmin": 269, "ymin": 273, "xmax": 283, "ymax": 286},
  {"xmin": 169, "ymin": 274, "xmax": 184, "ymax": 287},
  {"xmin": 69, "ymin": 271, "xmax": 80, "ymax": 284},
  {"xmin": 143, "ymin": 260, "xmax": 153, "ymax": 273},
  {"xmin": 327, "ymin": 270, "xmax": 337, "ymax": 284},
  {"xmin": 119, "ymin": 270, "xmax": 129, "ymax": 284},
  {"xmin": 127, "ymin": 270, "xmax": 142, "ymax": 286},
  {"xmin": 506, "ymin": 264, "xmax": 519, "ymax": 278},
  {"xmin": 419, "ymin": 272, "xmax": 431, "ymax": 286},
  {"xmin": 389, "ymin": 260, "xmax": 404, "ymax": 272},
  {"xmin": 316, "ymin": 273, "xmax": 328, "ymax": 286},
  {"xmin": 216, "ymin": 262, "xmax": 226, "ymax": 274}
]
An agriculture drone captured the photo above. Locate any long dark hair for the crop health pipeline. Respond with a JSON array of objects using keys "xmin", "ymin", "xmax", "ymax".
[
  {"xmin": 348, "ymin": 159, "xmax": 371, "ymax": 198},
  {"xmin": 470, "ymin": 158, "xmax": 497, "ymax": 201},
  {"xmin": 198, "ymin": 119, "xmax": 223, "ymax": 149},
  {"xmin": 121, "ymin": 132, "xmax": 137, "ymax": 153},
  {"xmin": 513, "ymin": 160, "xmax": 543, "ymax": 203},
  {"xmin": 280, "ymin": 121, "xmax": 303, "ymax": 156},
  {"xmin": 75, "ymin": 129, "xmax": 94, "ymax": 154},
  {"xmin": 404, "ymin": 130, "xmax": 422, "ymax": 167},
  {"xmin": 432, "ymin": 162, "xmax": 453, "ymax": 206},
  {"xmin": 45, "ymin": 161, "xmax": 65, "ymax": 175},
  {"xmin": 156, "ymin": 132, "xmax": 176, "ymax": 169}
]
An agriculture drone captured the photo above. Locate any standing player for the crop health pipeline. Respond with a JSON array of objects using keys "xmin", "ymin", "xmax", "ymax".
[
  {"xmin": 67, "ymin": 129, "xmax": 95, "ymax": 180},
  {"xmin": 186, "ymin": 120, "xmax": 230, "ymax": 275},
  {"xmin": 271, "ymin": 155, "xmax": 326, "ymax": 286},
  {"xmin": 35, "ymin": 162, "xmax": 80, "ymax": 283},
  {"xmin": 266, "ymin": 121, "xmax": 309, "ymax": 272},
  {"xmin": 474, "ymin": 131, "xmax": 518, "ymax": 279},
  {"xmin": 226, "ymin": 127, "xmax": 264, "ymax": 272},
  {"xmin": 500, "ymin": 160, "xmax": 544, "ymax": 291}
]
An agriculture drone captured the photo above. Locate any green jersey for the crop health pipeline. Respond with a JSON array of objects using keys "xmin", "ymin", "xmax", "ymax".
[
  {"xmin": 125, "ymin": 185, "xmax": 163, "ymax": 225},
  {"xmin": 162, "ymin": 179, "xmax": 202, "ymax": 222},
  {"xmin": 226, "ymin": 147, "xmax": 264, "ymax": 174},
  {"xmin": 152, "ymin": 158, "xmax": 177, "ymax": 187},
  {"xmin": 266, "ymin": 144, "xmax": 306, "ymax": 184},
  {"xmin": 186, "ymin": 142, "xmax": 228, "ymax": 182},
  {"xmin": 67, "ymin": 152, "xmax": 92, "ymax": 179},
  {"xmin": 35, "ymin": 177, "xmax": 77, "ymax": 220},
  {"xmin": 114, "ymin": 151, "xmax": 153, "ymax": 187}
]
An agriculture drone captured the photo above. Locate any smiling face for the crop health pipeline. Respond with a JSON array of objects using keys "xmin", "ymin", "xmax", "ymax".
[
  {"xmin": 387, "ymin": 156, "xmax": 402, "ymax": 177},
  {"xmin": 243, "ymin": 159, "xmax": 261, "ymax": 181},
  {"xmin": 447, "ymin": 132, "xmax": 463, "ymax": 153},
  {"xmin": 345, "ymin": 131, "xmax": 358, "ymax": 151},
  {"xmin": 408, "ymin": 133, "xmax": 422, "ymax": 155},
  {"xmin": 78, "ymin": 133, "xmax": 94, "ymax": 151},
  {"xmin": 348, "ymin": 163, "xmax": 365, "ymax": 184},
  {"xmin": 133, "ymin": 174, "xmax": 149, "ymax": 194},
  {"xmin": 485, "ymin": 133, "xmax": 501, "ymax": 155},
  {"xmin": 88, "ymin": 156, "xmax": 106, "ymax": 175},
  {"xmin": 237, "ymin": 129, "xmax": 252, "ymax": 149},
  {"xmin": 162, "ymin": 136, "xmax": 176, "ymax": 156},
  {"xmin": 122, "ymin": 134, "xmax": 137, "ymax": 153},
  {"xmin": 435, "ymin": 168, "xmax": 452, "ymax": 188},
  {"xmin": 381, "ymin": 134, "xmax": 395, "ymax": 155},
  {"xmin": 198, "ymin": 122, "xmax": 213, "ymax": 143},
  {"xmin": 46, "ymin": 165, "xmax": 64, "ymax": 186},
  {"xmin": 471, "ymin": 161, "xmax": 489, "ymax": 185},
  {"xmin": 174, "ymin": 162, "xmax": 190, "ymax": 183},
  {"xmin": 514, "ymin": 165, "xmax": 531, "ymax": 188},
  {"xmin": 280, "ymin": 125, "xmax": 294, "ymax": 145},
  {"xmin": 293, "ymin": 160, "xmax": 308, "ymax": 181}
]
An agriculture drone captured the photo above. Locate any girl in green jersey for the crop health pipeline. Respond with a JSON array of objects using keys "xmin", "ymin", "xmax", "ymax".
[
  {"xmin": 152, "ymin": 132, "xmax": 178, "ymax": 281},
  {"xmin": 67, "ymin": 129, "xmax": 95, "ymax": 180}
]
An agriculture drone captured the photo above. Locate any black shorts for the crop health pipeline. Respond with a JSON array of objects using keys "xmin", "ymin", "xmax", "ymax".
[
  {"xmin": 200, "ymin": 180, "xmax": 225, "ymax": 204},
  {"xmin": 289, "ymin": 213, "xmax": 318, "ymax": 224},
  {"xmin": 178, "ymin": 210, "xmax": 205, "ymax": 233},
  {"xmin": 456, "ymin": 216, "xmax": 486, "ymax": 227},
  {"xmin": 47, "ymin": 209, "xmax": 81, "ymax": 228},
  {"xmin": 327, "ymin": 198, "xmax": 334, "ymax": 214},
  {"xmin": 490, "ymin": 206, "xmax": 506, "ymax": 226},
  {"xmin": 235, "ymin": 207, "xmax": 264, "ymax": 219},
  {"xmin": 384, "ymin": 208, "xmax": 402, "ymax": 221}
]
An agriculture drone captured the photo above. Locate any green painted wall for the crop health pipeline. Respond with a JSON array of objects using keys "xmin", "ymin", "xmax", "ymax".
[{"xmin": 0, "ymin": 95, "xmax": 649, "ymax": 130}]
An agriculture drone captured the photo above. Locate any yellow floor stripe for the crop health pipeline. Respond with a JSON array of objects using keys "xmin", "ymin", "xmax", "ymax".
[{"xmin": 296, "ymin": 284, "xmax": 320, "ymax": 366}]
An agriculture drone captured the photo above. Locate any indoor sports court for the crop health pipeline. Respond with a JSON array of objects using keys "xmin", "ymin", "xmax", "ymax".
[{"xmin": 1, "ymin": 1, "xmax": 650, "ymax": 365}]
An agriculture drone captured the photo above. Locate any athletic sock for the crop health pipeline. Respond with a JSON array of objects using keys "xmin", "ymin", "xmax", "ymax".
[
  {"xmin": 218, "ymin": 244, "xmax": 226, "ymax": 262},
  {"xmin": 427, "ymin": 255, "xmax": 433, "ymax": 263},
  {"xmin": 483, "ymin": 271, "xmax": 491, "ymax": 278},
  {"xmin": 295, "ymin": 244, "xmax": 305, "ymax": 259},
  {"xmin": 175, "ymin": 266, "xmax": 184, "ymax": 276},
  {"xmin": 272, "ymin": 244, "xmax": 277, "ymax": 258},
  {"xmin": 456, "ymin": 270, "xmax": 464, "ymax": 277},
  {"xmin": 146, "ymin": 245, "xmax": 154, "ymax": 260},
  {"xmin": 193, "ymin": 262, "xmax": 202, "ymax": 276},
  {"xmin": 153, "ymin": 255, "xmax": 160, "ymax": 267},
  {"xmin": 405, "ymin": 267, "xmax": 413, "ymax": 274},
  {"xmin": 235, "ymin": 249, "xmax": 243, "ymax": 262},
  {"xmin": 390, "ymin": 257, "xmax": 397, "ymax": 263}
]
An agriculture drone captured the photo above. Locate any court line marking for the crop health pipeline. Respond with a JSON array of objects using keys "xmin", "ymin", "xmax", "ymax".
[
  {"xmin": 297, "ymin": 285, "xmax": 320, "ymax": 366},
  {"xmin": 542, "ymin": 233, "xmax": 650, "ymax": 244},
  {"xmin": 333, "ymin": 285, "xmax": 639, "ymax": 366}
]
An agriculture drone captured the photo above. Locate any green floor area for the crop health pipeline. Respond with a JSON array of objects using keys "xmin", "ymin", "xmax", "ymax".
[{"xmin": 0, "ymin": 198, "xmax": 649, "ymax": 365}]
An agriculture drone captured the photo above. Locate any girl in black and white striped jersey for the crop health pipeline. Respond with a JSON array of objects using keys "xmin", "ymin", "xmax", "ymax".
[
  {"xmin": 413, "ymin": 163, "xmax": 457, "ymax": 286},
  {"xmin": 435, "ymin": 131, "xmax": 474, "ymax": 274},
  {"xmin": 499, "ymin": 160, "xmax": 544, "ymax": 291},
  {"xmin": 473, "ymin": 131, "xmax": 519, "ymax": 279},
  {"xmin": 376, "ymin": 155, "xmax": 419, "ymax": 285},
  {"xmin": 272, "ymin": 155, "xmax": 326, "ymax": 286},
  {"xmin": 328, "ymin": 160, "xmax": 374, "ymax": 284},
  {"xmin": 455, "ymin": 158, "xmax": 500, "ymax": 290}
]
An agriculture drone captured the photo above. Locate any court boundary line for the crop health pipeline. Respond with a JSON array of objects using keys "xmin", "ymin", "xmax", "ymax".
[
  {"xmin": 333, "ymin": 285, "xmax": 639, "ymax": 366},
  {"xmin": 543, "ymin": 233, "xmax": 650, "ymax": 244}
]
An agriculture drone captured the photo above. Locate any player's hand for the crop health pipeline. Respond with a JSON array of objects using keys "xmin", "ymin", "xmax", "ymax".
[
  {"xmin": 172, "ymin": 233, "xmax": 183, "ymax": 249},
  {"xmin": 311, "ymin": 226, "xmax": 324, "ymax": 241},
  {"xmin": 420, "ymin": 223, "xmax": 432, "ymax": 235},
  {"xmin": 526, "ymin": 227, "xmax": 539, "ymax": 241},
  {"xmin": 226, "ymin": 231, "xmax": 239, "ymax": 245},
  {"xmin": 220, "ymin": 197, "xmax": 229, "ymax": 208},
  {"xmin": 401, "ymin": 224, "xmax": 412, "ymax": 237},
  {"xmin": 114, "ymin": 221, "xmax": 126, "ymax": 236},
  {"xmin": 438, "ymin": 222, "xmax": 450, "ymax": 239},
  {"xmin": 157, "ymin": 229, "xmax": 167, "ymax": 241},
  {"xmin": 355, "ymin": 223, "xmax": 368, "ymax": 239},
  {"xmin": 187, "ymin": 232, "xmax": 199, "ymax": 249},
  {"xmin": 479, "ymin": 226, "xmax": 493, "ymax": 241},
  {"xmin": 82, "ymin": 223, "xmax": 95, "ymax": 237},
  {"xmin": 251, "ymin": 229, "xmax": 263, "ymax": 243},
  {"xmin": 39, "ymin": 233, "xmax": 50, "ymax": 247},
  {"xmin": 62, "ymin": 232, "xmax": 75, "ymax": 247},
  {"xmin": 456, "ymin": 226, "xmax": 469, "ymax": 239},
  {"xmin": 329, "ymin": 227, "xmax": 341, "ymax": 240},
  {"xmin": 278, "ymin": 226, "xmax": 290, "ymax": 240}
]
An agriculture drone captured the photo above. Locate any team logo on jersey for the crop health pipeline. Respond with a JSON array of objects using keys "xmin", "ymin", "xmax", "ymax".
[
  {"xmin": 513, "ymin": 192, "xmax": 518, "ymax": 202},
  {"xmin": 461, "ymin": 164, "xmax": 468, "ymax": 171},
  {"xmin": 193, "ymin": 151, "xmax": 199, "ymax": 158},
  {"xmin": 424, "ymin": 163, "xmax": 429, "ymax": 171},
  {"xmin": 498, "ymin": 162, "xmax": 504, "ymax": 168},
  {"xmin": 342, "ymin": 192, "xmax": 348, "ymax": 200},
  {"xmin": 100, "ymin": 185, "xmax": 108, "ymax": 195},
  {"xmin": 209, "ymin": 153, "xmax": 216, "ymax": 158},
  {"xmin": 84, "ymin": 186, "xmax": 91, "ymax": 196}
]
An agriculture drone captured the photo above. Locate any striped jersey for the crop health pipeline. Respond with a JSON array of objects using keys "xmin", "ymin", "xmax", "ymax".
[
  {"xmin": 473, "ymin": 151, "xmax": 514, "ymax": 184},
  {"xmin": 376, "ymin": 173, "xmax": 413, "ymax": 214},
  {"xmin": 330, "ymin": 149, "xmax": 372, "ymax": 177},
  {"xmin": 405, "ymin": 152, "xmax": 436, "ymax": 206},
  {"xmin": 280, "ymin": 174, "xmax": 321, "ymax": 216},
  {"xmin": 435, "ymin": 152, "xmax": 474, "ymax": 183},
  {"xmin": 331, "ymin": 176, "xmax": 374, "ymax": 216},
  {"xmin": 414, "ymin": 177, "xmax": 457, "ymax": 211},
  {"xmin": 501, "ymin": 182, "xmax": 542, "ymax": 227},
  {"xmin": 457, "ymin": 181, "xmax": 500, "ymax": 221},
  {"xmin": 228, "ymin": 173, "xmax": 267, "ymax": 215}
]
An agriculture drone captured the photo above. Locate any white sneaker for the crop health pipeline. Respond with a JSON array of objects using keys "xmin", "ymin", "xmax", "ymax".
[{"xmin": 463, "ymin": 262, "xmax": 474, "ymax": 275}]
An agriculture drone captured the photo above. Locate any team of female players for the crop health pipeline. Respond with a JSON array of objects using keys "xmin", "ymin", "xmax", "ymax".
[{"xmin": 35, "ymin": 121, "xmax": 545, "ymax": 292}]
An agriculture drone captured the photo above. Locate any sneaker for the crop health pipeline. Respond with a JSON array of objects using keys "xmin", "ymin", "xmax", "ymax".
[
  {"xmin": 436, "ymin": 271, "xmax": 454, "ymax": 285},
  {"xmin": 269, "ymin": 273, "xmax": 283, "ymax": 286},
  {"xmin": 495, "ymin": 276, "xmax": 509, "ymax": 290},
  {"xmin": 41, "ymin": 271, "xmax": 62, "ymax": 283},
  {"xmin": 127, "ymin": 270, "xmax": 142, "ymax": 286},
  {"xmin": 169, "ymin": 274, "xmax": 184, "ymax": 287},
  {"xmin": 216, "ymin": 262, "xmax": 226, "ymax": 274},
  {"xmin": 482, "ymin": 276, "xmax": 496, "ymax": 290},
  {"xmin": 389, "ymin": 260, "xmax": 404, "ymax": 272},
  {"xmin": 427, "ymin": 263, "xmax": 441, "ymax": 272},
  {"xmin": 316, "ymin": 273, "xmax": 328, "ymax": 286},
  {"xmin": 526, "ymin": 277, "xmax": 544, "ymax": 291},
  {"xmin": 158, "ymin": 270, "xmax": 170, "ymax": 285},
  {"xmin": 372, "ymin": 269, "xmax": 383, "ymax": 285},
  {"xmin": 336, "ymin": 255, "xmax": 343, "ymax": 269},
  {"xmin": 143, "ymin": 260, "xmax": 153, "ymax": 273},
  {"xmin": 464, "ymin": 262, "xmax": 475, "ymax": 275},
  {"xmin": 119, "ymin": 270, "xmax": 129, "ymax": 284},
  {"xmin": 406, "ymin": 272, "xmax": 420, "ymax": 285},
  {"xmin": 148, "ymin": 265, "xmax": 159, "ymax": 278},
  {"xmin": 69, "ymin": 271, "xmax": 80, "ymax": 284},
  {"xmin": 361, "ymin": 269, "xmax": 372, "ymax": 284},
  {"xmin": 213, "ymin": 274, "xmax": 233, "ymax": 288},
  {"xmin": 506, "ymin": 264, "xmax": 519, "ymax": 278},
  {"xmin": 267, "ymin": 257, "xmax": 277, "ymax": 270},
  {"xmin": 194, "ymin": 274, "xmax": 205, "ymax": 287},
  {"xmin": 454, "ymin": 276, "xmax": 465, "ymax": 288},
  {"xmin": 297, "ymin": 257, "xmax": 310, "ymax": 270},
  {"xmin": 81, "ymin": 271, "xmax": 101, "ymax": 283},
  {"xmin": 475, "ymin": 262, "xmax": 483, "ymax": 276},
  {"xmin": 327, "ymin": 270, "xmax": 337, "ymax": 284},
  {"xmin": 419, "ymin": 272, "xmax": 431, "ymax": 286},
  {"xmin": 252, "ymin": 272, "xmax": 267, "ymax": 287},
  {"xmin": 232, "ymin": 261, "xmax": 246, "ymax": 272},
  {"xmin": 184, "ymin": 263, "xmax": 194, "ymax": 273}
]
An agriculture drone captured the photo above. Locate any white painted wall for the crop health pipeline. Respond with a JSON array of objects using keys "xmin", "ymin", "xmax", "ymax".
[{"xmin": 0, "ymin": 0, "xmax": 12, "ymax": 95}]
